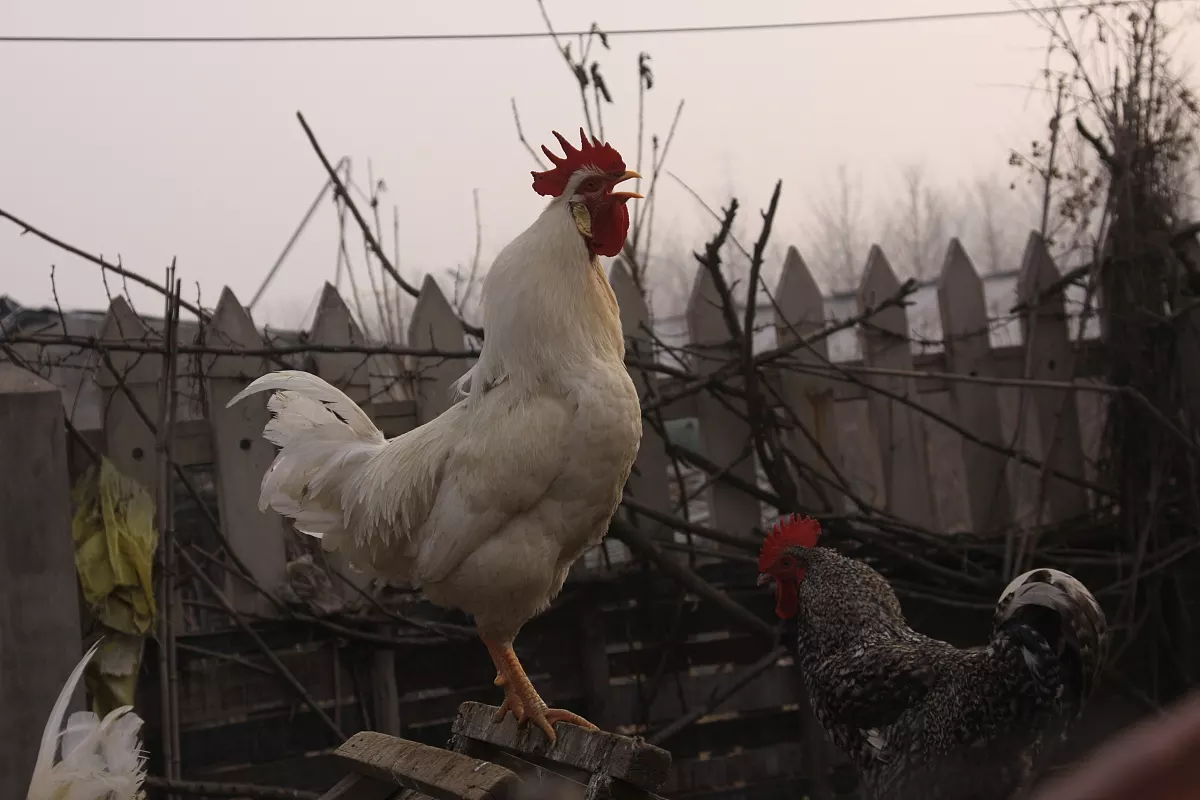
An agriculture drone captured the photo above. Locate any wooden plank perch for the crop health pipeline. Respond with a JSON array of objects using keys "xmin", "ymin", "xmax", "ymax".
[
  {"xmin": 318, "ymin": 704, "xmax": 672, "ymax": 800},
  {"xmin": 330, "ymin": 731, "xmax": 519, "ymax": 800},
  {"xmin": 451, "ymin": 702, "xmax": 672, "ymax": 798}
]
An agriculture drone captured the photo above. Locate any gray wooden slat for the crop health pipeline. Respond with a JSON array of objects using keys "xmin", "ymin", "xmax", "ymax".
[
  {"xmin": 202, "ymin": 287, "xmax": 289, "ymax": 614},
  {"xmin": 451, "ymin": 702, "xmax": 671, "ymax": 792},
  {"xmin": 936, "ymin": 239, "xmax": 1014, "ymax": 535},
  {"xmin": 856, "ymin": 246, "xmax": 936, "ymax": 527},
  {"xmin": 334, "ymin": 731, "xmax": 518, "ymax": 800},
  {"xmin": 1015, "ymin": 232, "xmax": 1089, "ymax": 523}
]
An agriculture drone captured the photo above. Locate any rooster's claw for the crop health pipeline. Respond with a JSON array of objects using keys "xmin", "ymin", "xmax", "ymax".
[
  {"xmin": 483, "ymin": 637, "xmax": 598, "ymax": 743},
  {"xmin": 527, "ymin": 708, "xmax": 598, "ymax": 743},
  {"xmin": 493, "ymin": 673, "xmax": 526, "ymax": 723}
]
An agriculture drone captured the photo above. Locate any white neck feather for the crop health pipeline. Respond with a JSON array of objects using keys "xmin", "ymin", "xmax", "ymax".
[{"xmin": 465, "ymin": 198, "xmax": 624, "ymax": 395}]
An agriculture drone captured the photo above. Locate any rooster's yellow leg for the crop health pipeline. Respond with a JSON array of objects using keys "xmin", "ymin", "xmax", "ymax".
[
  {"xmin": 492, "ymin": 671, "xmax": 526, "ymax": 723},
  {"xmin": 483, "ymin": 636, "xmax": 525, "ymax": 723},
  {"xmin": 481, "ymin": 637, "xmax": 598, "ymax": 743}
]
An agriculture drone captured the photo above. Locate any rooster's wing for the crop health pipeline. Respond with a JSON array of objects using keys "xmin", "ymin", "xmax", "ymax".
[
  {"xmin": 808, "ymin": 638, "xmax": 942, "ymax": 732},
  {"xmin": 344, "ymin": 381, "xmax": 575, "ymax": 584}
]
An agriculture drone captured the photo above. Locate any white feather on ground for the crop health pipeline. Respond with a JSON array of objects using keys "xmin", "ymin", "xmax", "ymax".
[{"xmin": 26, "ymin": 640, "xmax": 147, "ymax": 800}]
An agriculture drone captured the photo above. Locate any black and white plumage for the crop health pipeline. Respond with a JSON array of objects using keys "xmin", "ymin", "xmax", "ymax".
[{"xmin": 762, "ymin": 536, "xmax": 1108, "ymax": 800}]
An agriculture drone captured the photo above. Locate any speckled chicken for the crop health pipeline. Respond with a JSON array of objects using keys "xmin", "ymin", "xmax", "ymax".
[
  {"xmin": 757, "ymin": 516, "xmax": 1109, "ymax": 800},
  {"xmin": 229, "ymin": 130, "xmax": 644, "ymax": 742}
]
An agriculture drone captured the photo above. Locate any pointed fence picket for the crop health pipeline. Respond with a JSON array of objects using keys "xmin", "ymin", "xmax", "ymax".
[
  {"xmin": 857, "ymin": 246, "xmax": 937, "ymax": 528},
  {"xmin": 201, "ymin": 288, "xmax": 290, "ymax": 614},
  {"xmin": 1015, "ymin": 233, "xmax": 1090, "ymax": 523},
  {"xmin": 609, "ymin": 258, "xmax": 670, "ymax": 565},
  {"xmin": 686, "ymin": 259, "xmax": 764, "ymax": 538},
  {"xmin": 408, "ymin": 275, "xmax": 469, "ymax": 424},
  {"xmin": 773, "ymin": 247, "xmax": 846, "ymax": 513},
  {"xmin": 936, "ymin": 240, "xmax": 1015, "ymax": 535}
]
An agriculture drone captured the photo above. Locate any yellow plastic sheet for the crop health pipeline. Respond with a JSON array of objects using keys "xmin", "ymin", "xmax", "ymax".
[{"xmin": 71, "ymin": 457, "xmax": 159, "ymax": 716}]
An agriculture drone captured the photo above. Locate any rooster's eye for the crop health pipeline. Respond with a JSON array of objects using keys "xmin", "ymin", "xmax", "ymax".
[
  {"xmin": 780, "ymin": 556, "xmax": 794, "ymax": 569},
  {"xmin": 578, "ymin": 178, "xmax": 601, "ymax": 193}
]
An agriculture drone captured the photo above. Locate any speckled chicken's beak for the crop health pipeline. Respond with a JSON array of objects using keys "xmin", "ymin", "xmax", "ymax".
[{"xmin": 757, "ymin": 573, "xmax": 772, "ymax": 586}]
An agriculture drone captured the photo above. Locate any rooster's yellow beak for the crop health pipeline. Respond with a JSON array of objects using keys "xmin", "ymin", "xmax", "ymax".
[{"xmin": 609, "ymin": 170, "xmax": 644, "ymax": 200}]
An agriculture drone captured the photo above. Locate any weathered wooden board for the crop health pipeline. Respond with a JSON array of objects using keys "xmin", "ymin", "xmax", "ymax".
[
  {"xmin": 334, "ymin": 731, "xmax": 518, "ymax": 800},
  {"xmin": 452, "ymin": 702, "xmax": 671, "ymax": 792}
]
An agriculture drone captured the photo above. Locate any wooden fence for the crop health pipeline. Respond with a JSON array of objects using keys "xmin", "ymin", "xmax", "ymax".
[
  {"xmin": 3, "ymin": 230, "xmax": 1118, "ymax": 798},
  {"xmin": 69, "ymin": 229, "xmax": 1104, "ymax": 589}
]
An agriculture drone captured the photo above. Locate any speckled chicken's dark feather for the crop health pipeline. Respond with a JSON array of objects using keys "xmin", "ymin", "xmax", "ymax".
[{"xmin": 782, "ymin": 546, "xmax": 1108, "ymax": 800}]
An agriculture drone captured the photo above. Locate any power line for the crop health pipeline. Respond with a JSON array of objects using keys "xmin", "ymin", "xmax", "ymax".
[{"xmin": 0, "ymin": 0, "xmax": 1190, "ymax": 45}]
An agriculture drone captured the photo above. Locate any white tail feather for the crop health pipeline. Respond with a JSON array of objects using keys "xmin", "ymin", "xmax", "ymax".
[
  {"xmin": 228, "ymin": 370, "xmax": 396, "ymax": 548},
  {"xmin": 231, "ymin": 369, "xmax": 464, "ymax": 579},
  {"xmin": 26, "ymin": 640, "xmax": 147, "ymax": 800},
  {"xmin": 228, "ymin": 370, "xmax": 382, "ymax": 441}
]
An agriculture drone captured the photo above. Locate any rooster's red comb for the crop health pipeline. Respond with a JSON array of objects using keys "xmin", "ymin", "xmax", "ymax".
[
  {"xmin": 531, "ymin": 128, "xmax": 627, "ymax": 197},
  {"xmin": 758, "ymin": 515, "xmax": 822, "ymax": 572}
]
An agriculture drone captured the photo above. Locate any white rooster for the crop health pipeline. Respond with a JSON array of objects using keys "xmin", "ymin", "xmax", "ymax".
[
  {"xmin": 229, "ymin": 129, "xmax": 644, "ymax": 742},
  {"xmin": 26, "ymin": 640, "xmax": 147, "ymax": 800}
]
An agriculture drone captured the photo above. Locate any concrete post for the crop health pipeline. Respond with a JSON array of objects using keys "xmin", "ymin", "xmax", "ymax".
[{"xmin": 0, "ymin": 363, "xmax": 82, "ymax": 796}]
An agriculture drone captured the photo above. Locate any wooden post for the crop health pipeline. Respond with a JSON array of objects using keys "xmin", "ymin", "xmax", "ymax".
[
  {"xmin": 1015, "ymin": 233, "xmax": 1088, "ymax": 523},
  {"xmin": 609, "ymin": 259, "xmax": 668, "ymax": 563},
  {"xmin": 856, "ymin": 246, "xmax": 936, "ymax": 528},
  {"xmin": 686, "ymin": 262, "xmax": 761, "ymax": 535},
  {"xmin": 0, "ymin": 363, "xmax": 83, "ymax": 800},
  {"xmin": 371, "ymin": 633, "xmax": 401, "ymax": 736},
  {"xmin": 936, "ymin": 240, "xmax": 1015, "ymax": 535},
  {"xmin": 408, "ymin": 276, "xmax": 469, "ymax": 425},
  {"xmin": 773, "ymin": 246, "xmax": 845, "ymax": 512},
  {"xmin": 202, "ymin": 288, "xmax": 290, "ymax": 615}
]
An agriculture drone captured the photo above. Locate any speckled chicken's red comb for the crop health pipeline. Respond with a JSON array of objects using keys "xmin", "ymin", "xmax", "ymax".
[
  {"xmin": 531, "ymin": 128, "xmax": 627, "ymax": 197},
  {"xmin": 758, "ymin": 515, "xmax": 822, "ymax": 571}
]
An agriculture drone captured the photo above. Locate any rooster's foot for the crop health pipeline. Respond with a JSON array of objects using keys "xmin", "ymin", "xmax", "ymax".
[
  {"xmin": 510, "ymin": 679, "xmax": 598, "ymax": 742},
  {"xmin": 525, "ymin": 707, "xmax": 599, "ymax": 742},
  {"xmin": 481, "ymin": 635, "xmax": 599, "ymax": 744},
  {"xmin": 493, "ymin": 672, "xmax": 526, "ymax": 723}
]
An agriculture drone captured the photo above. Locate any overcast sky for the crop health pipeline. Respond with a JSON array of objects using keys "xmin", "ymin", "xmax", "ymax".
[{"xmin": 2, "ymin": 0, "xmax": 1196, "ymax": 329}]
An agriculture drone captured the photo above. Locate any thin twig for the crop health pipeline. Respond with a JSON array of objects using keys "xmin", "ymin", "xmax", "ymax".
[
  {"xmin": 296, "ymin": 112, "xmax": 492, "ymax": 338},
  {"xmin": 4, "ymin": 334, "xmax": 478, "ymax": 360},
  {"xmin": 609, "ymin": 518, "xmax": 774, "ymax": 640},
  {"xmin": 0, "ymin": 207, "xmax": 205, "ymax": 318},
  {"xmin": 510, "ymin": 98, "xmax": 548, "ymax": 170},
  {"xmin": 648, "ymin": 645, "xmax": 787, "ymax": 746},
  {"xmin": 154, "ymin": 269, "xmax": 180, "ymax": 788},
  {"xmin": 176, "ymin": 545, "xmax": 347, "ymax": 741}
]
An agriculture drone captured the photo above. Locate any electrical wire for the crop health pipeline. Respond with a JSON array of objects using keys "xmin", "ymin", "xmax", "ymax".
[{"xmin": 0, "ymin": 0, "xmax": 1191, "ymax": 45}]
